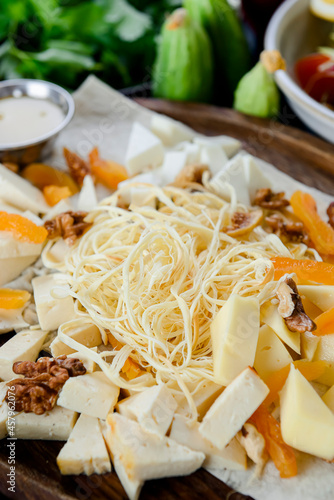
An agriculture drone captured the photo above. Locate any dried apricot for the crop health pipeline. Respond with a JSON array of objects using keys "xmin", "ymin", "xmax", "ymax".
[
  {"xmin": 0, "ymin": 212, "xmax": 48, "ymax": 243},
  {"xmin": 89, "ymin": 147, "xmax": 128, "ymax": 190},
  {"xmin": 0, "ymin": 288, "xmax": 31, "ymax": 309},
  {"xmin": 43, "ymin": 185, "xmax": 71, "ymax": 206},
  {"xmin": 22, "ymin": 163, "xmax": 79, "ymax": 194}
]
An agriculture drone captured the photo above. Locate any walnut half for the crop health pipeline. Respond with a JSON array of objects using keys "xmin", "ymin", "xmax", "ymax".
[
  {"xmin": 44, "ymin": 211, "xmax": 92, "ymax": 246},
  {"xmin": 6, "ymin": 355, "xmax": 86, "ymax": 415},
  {"xmin": 63, "ymin": 147, "xmax": 91, "ymax": 186},
  {"xmin": 276, "ymin": 277, "xmax": 316, "ymax": 333},
  {"xmin": 254, "ymin": 188, "xmax": 289, "ymax": 210}
]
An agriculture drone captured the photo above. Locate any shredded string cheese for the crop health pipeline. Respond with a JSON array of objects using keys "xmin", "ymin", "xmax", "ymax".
[{"xmin": 50, "ymin": 184, "xmax": 315, "ymax": 418}]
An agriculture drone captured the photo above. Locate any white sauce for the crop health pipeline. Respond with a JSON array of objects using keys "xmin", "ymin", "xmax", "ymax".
[{"xmin": 0, "ymin": 97, "xmax": 65, "ymax": 145}]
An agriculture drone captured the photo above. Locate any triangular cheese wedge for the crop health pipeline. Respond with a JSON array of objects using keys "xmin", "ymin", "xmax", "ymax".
[
  {"xmin": 280, "ymin": 364, "xmax": 334, "ymax": 460},
  {"xmin": 105, "ymin": 413, "xmax": 205, "ymax": 482}
]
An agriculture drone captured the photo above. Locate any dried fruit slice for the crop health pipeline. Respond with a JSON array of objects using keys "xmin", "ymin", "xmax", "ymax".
[
  {"xmin": 314, "ymin": 306, "xmax": 334, "ymax": 336},
  {"xmin": 0, "ymin": 211, "xmax": 48, "ymax": 244},
  {"xmin": 43, "ymin": 185, "xmax": 72, "ymax": 207},
  {"xmin": 0, "ymin": 288, "xmax": 31, "ymax": 309},
  {"xmin": 271, "ymin": 257, "xmax": 334, "ymax": 285},
  {"xmin": 22, "ymin": 163, "xmax": 79, "ymax": 195},
  {"xmin": 89, "ymin": 147, "xmax": 128, "ymax": 190},
  {"xmin": 225, "ymin": 209, "xmax": 263, "ymax": 237}
]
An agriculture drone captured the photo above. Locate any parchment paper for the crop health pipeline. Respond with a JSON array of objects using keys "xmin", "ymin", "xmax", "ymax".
[{"xmin": 50, "ymin": 75, "xmax": 334, "ymax": 500}]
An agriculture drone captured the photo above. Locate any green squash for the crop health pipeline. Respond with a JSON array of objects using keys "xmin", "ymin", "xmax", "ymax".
[{"xmin": 153, "ymin": 8, "xmax": 213, "ymax": 103}]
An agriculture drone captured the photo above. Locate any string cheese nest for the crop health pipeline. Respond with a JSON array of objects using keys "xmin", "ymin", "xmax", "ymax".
[{"xmin": 54, "ymin": 183, "xmax": 315, "ymax": 417}]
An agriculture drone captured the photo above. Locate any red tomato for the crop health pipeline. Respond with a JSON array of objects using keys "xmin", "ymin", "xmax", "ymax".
[{"xmin": 295, "ymin": 53, "xmax": 334, "ymax": 107}]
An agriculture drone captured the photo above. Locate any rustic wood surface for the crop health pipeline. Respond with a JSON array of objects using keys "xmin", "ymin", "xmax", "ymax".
[{"xmin": 1, "ymin": 99, "xmax": 334, "ymax": 500}]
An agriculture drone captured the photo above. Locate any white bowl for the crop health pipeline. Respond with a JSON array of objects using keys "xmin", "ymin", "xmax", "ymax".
[{"xmin": 265, "ymin": 0, "xmax": 334, "ymax": 144}]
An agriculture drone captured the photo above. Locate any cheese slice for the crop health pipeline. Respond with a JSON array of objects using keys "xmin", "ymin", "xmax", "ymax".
[
  {"xmin": 174, "ymin": 380, "xmax": 223, "ymax": 420},
  {"xmin": 125, "ymin": 122, "xmax": 164, "ymax": 175},
  {"xmin": 0, "ymin": 255, "xmax": 38, "ymax": 287},
  {"xmin": 0, "ymin": 232, "xmax": 43, "ymax": 259},
  {"xmin": 117, "ymin": 384, "xmax": 177, "ymax": 436},
  {"xmin": 211, "ymin": 294, "xmax": 260, "ymax": 385},
  {"xmin": 32, "ymin": 273, "xmax": 77, "ymax": 331},
  {"xmin": 0, "ymin": 329, "xmax": 48, "ymax": 381},
  {"xmin": 50, "ymin": 323, "xmax": 102, "ymax": 357},
  {"xmin": 0, "ymin": 306, "xmax": 28, "ymax": 334},
  {"xmin": 0, "ymin": 382, "xmax": 8, "ymax": 439},
  {"xmin": 150, "ymin": 114, "xmax": 194, "ymax": 147},
  {"xmin": 322, "ymin": 385, "xmax": 334, "ymax": 413},
  {"xmin": 170, "ymin": 415, "xmax": 246, "ymax": 471},
  {"xmin": 105, "ymin": 413, "xmax": 205, "ymax": 482},
  {"xmin": 194, "ymin": 135, "xmax": 241, "ymax": 158},
  {"xmin": 200, "ymin": 144, "xmax": 228, "ymax": 175},
  {"xmin": 213, "ymin": 154, "xmax": 250, "ymax": 206},
  {"xmin": 313, "ymin": 334, "xmax": 334, "ymax": 386},
  {"xmin": 298, "ymin": 285, "xmax": 334, "ymax": 312},
  {"xmin": 280, "ymin": 364, "xmax": 334, "ymax": 460},
  {"xmin": 199, "ymin": 367, "xmax": 269, "ymax": 450},
  {"xmin": 12, "ymin": 405, "xmax": 77, "ymax": 440},
  {"xmin": 42, "ymin": 239, "xmax": 69, "ymax": 270},
  {"xmin": 57, "ymin": 414, "xmax": 111, "ymax": 475},
  {"xmin": 0, "ymin": 163, "xmax": 48, "ymax": 213},
  {"xmin": 261, "ymin": 302, "xmax": 300, "ymax": 354},
  {"xmin": 77, "ymin": 175, "xmax": 98, "ymax": 212},
  {"xmin": 301, "ymin": 331, "xmax": 320, "ymax": 361},
  {"xmin": 57, "ymin": 372, "xmax": 120, "ymax": 420},
  {"xmin": 254, "ymin": 324, "xmax": 292, "ymax": 380}
]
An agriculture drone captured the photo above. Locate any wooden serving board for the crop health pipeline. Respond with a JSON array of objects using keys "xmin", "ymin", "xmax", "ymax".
[{"xmin": 1, "ymin": 100, "xmax": 334, "ymax": 500}]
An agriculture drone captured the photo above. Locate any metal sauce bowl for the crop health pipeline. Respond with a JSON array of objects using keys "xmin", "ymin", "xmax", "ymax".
[{"xmin": 0, "ymin": 79, "xmax": 75, "ymax": 165}]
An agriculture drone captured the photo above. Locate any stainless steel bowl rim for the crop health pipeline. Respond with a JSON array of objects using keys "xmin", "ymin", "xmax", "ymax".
[
  {"xmin": 264, "ymin": 0, "xmax": 334, "ymax": 127},
  {"xmin": 0, "ymin": 78, "xmax": 75, "ymax": 151}
]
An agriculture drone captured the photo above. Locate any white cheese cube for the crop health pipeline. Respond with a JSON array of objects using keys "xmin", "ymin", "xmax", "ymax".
[
  {"xmin": 298, "ymin": 285, "xmax": 334, "ymax": 312},
  {"xmin": 42, "ymin": 198, "xmax": 72, "ymax": 221},
  {"xmin": 0, "ymin": 307, "xmax": 28, "ymax": 334},
  {"xmin": 170, "ymin": 415, "xmax": 246, "ymax": 470},
  {"xmin": 174, "ymin": 380, "xmax": 223, "ymax": 420},
  {"xmin": 0, "ymin": 329, "xmax": 48, "ymax": 381},
  {"xmin": 150, "ymin": 114, "xmax": 194, "ymax": 147},
  {"xmin": 105, "ymin": 413, "xmax": 205, "ymax": 482},
  {"xmin": 120, "ymin": 169, "xmax": 165, "ymax": 190},
  {"xmin": 32, "ymin": 273, "xmax": 77, "ymax": 331},
  {"xmin": 194, "ymin": 135, "xmax": 241, "ymax": 158},
  {"xmin": 0, "ymin": 163, "xmax": 48, "ymax": 213},
  {"xmin": 254, "ymin": 324, "xmax": 292, "ymax": 380},
  {"xmin": 212, "ymin": 155, "xmax": 250, "ymax": 206},
  {"xmin": 57, "ymin": 372, "xmax": 120, "ymax": 420},
  {"xmin": 211, "ymin": 294, "xmax": 260, "ymax": 385},
  {"xmin": 57, "ymin": 414, "xmax": 111, "ymax": 475},
  {"xmin": 67, "ymin": 348, "xmax": 97, "ymax": 373},
  {"xmin": 199, "ymin": 367, "xmax": 269, "ymax": 450},
  {"xmin": 120, "ymin": 372, "xmax": 156, "ymax": 399},
  {"xmin": 313, "ymin": 334, "xmax": 334, "ymax": 386},
  {"xmin": 280, "ymin": 365, "xmax": 334, "ymax": 460},
  {"xmin": 0, "ymin": 382, "xmax": 8, "ymax": 439},
  {"xmin": 0, "ymin": 256, "xmax": 38, "ymax": 287},
  {"xmin": 174, "ymin": 141, "xmax": 201, "ymax": 164},
  {"xmin": 200, "ymin": 144, "xmax": 228, "ymax": 176},
  {"xmin": 322, "ymin": 385, "xmax": 334, "ymax": 413},
  {"xmin": 160, "ymin": 151, "xmax": 187, "ymax": 184},
  {"xmin": 125, "ymin": 122, "xmax": 164, "ymax": 175},
  {"xmin": 244, "ymin": 155, "xmax": 272, "ymax": 203},
  {"xmin": 261, "ymin": 302, "xmax": 300, "ymax": 354},
  {"xmin": 12, "ymin": 405, "xmax": 78, "ymax": 440},
  {"xmin": 77, "ymin": 175, "xmax": 97, "ymax": 212},
  {"xmin": 50, "ymin": 323, "xmax": 102, "ymax": 357},
  {"xmin": 117, "ymin": 384, "xmax": 177, "ymax": 436}
]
